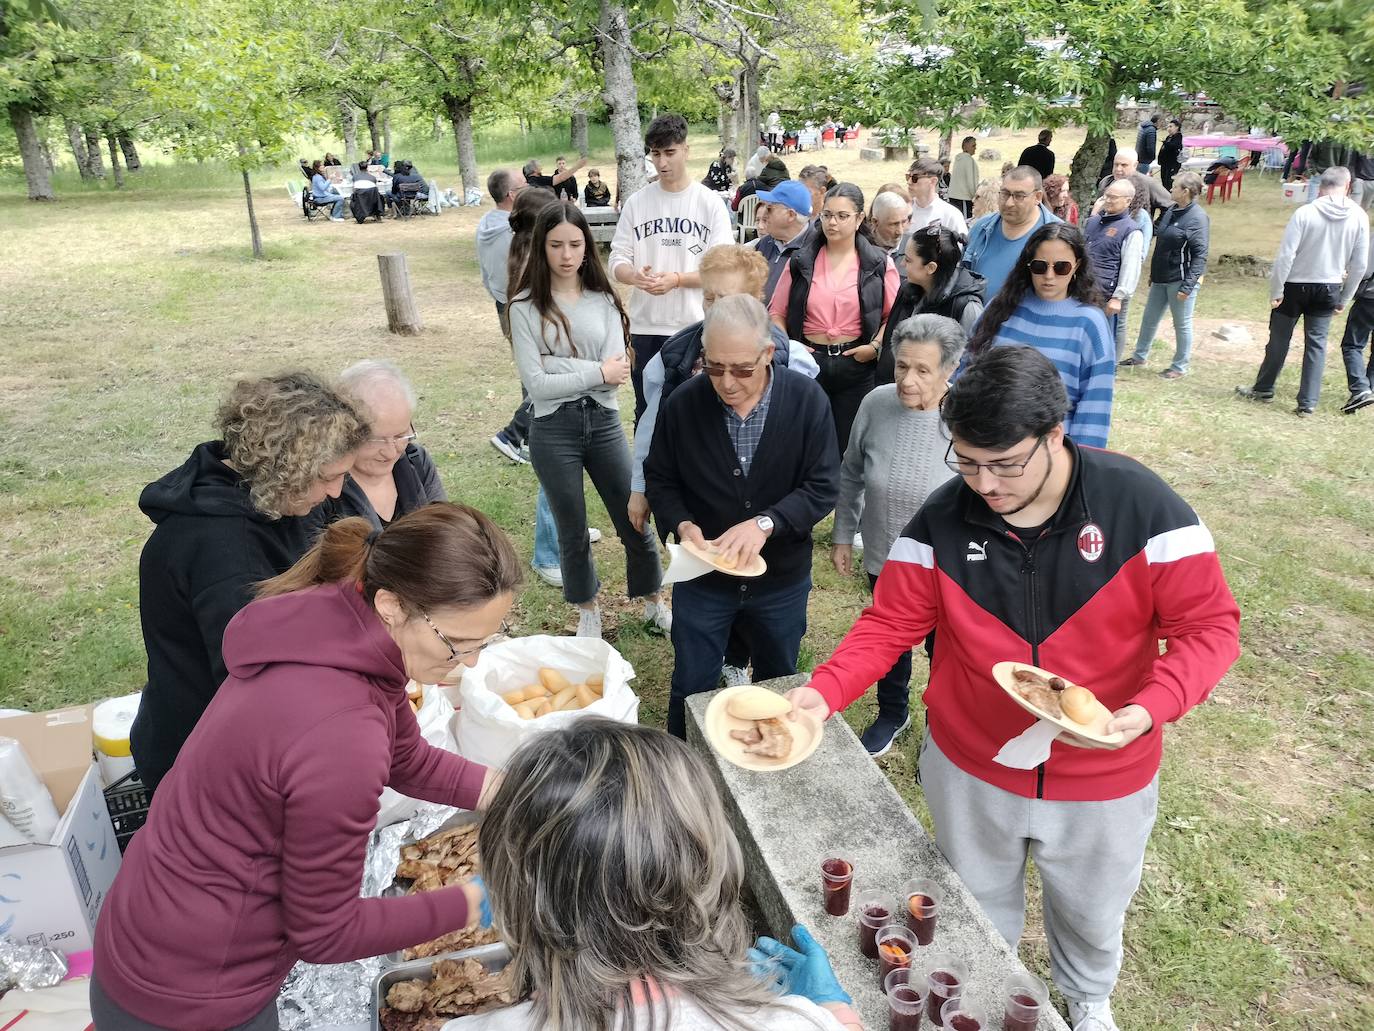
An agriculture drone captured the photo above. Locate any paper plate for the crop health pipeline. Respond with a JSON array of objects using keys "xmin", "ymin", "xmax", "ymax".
[
  {"xmin": 704, "ymin": 686, "xmax": 822, "ymax": 771},
  {"xmin": 680, "ymin": 539, "xmax": 767, "ymax": 578},
  {"xmin": 990, "ymin": 661, "xmax": 1124, "ymax": 748}
]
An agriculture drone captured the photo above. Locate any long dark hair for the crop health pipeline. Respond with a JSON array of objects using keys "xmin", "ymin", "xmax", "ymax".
[
  {"xmin": 822, "ymin": 182, "xmax": 876, "ymax": 245},
  {"xmin": 504, "ymin": 186, "xmax": 557, "ymax": 304},
  {"xmin": 968, "ymin": 223, "xmax": 1104, "ymax": 355},
  {"xmin": 909, "ymin": 225, "xmax": 967, "ymax": 300},
  {"xmin": 512, "ymin": 201, "xmax": 631, "ymax": 359}
]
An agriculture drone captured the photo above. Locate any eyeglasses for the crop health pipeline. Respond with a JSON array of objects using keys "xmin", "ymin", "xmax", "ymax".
[
  {"xmin": 422, "ymin": 612, "xmax": 511, "ymax": 662},
  {"xmin": 1027, "ymin": 259, "xmax": 1075, "ymax": 276},
  {"xmin": 819, "ymin": 210, "xmax": 856, "ymax": 223},
  {"xmin": 944, "ymin": 436, "xmax": 1046, "ymax": 478},
  {"xmin": 998, "ymin": 190, "xmax": 1037, "ymax": 202},
  {"xmin": 366, "ymin": 424, "xmax": 418, "ymax": 448},
  {"xmin": 703, "ymin": 355, "xmax": 767, "ymax": 378}
]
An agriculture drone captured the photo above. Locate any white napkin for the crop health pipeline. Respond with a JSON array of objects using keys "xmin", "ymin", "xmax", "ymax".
[
  {"xmin": 993, "ymin": 719, "xmax": 1062, "ymax": 769},
  {"xmin": 660, "ymin": 542, "xmax": 718, "ymax": 586}
]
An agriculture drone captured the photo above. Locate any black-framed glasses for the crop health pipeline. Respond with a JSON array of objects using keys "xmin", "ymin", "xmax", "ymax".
[
  {"xmin": 366, "ymin": 423, "xmax": 418, "ymax": 448},
  {"xmin": 703, "ymin": 355, "xmax": 767, "ymax": 379},
  {"xmin": 1027, "ymin": 259, "xmax": 1075, "ymax": 276},
  {"xmin": 944, "ymin": 436, "xmax": 1046, "ymax": 478},
  {"xmin": 998, "ymin": 189, "xmax": 1037, "ymax": 202},
  {"xmin": 422, "ymin": 612, "xmax": 510, "ymax": 662}
]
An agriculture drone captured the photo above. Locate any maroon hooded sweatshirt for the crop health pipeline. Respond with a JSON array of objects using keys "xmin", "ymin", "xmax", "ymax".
[{"xmin": 94, "ymin": 581, "xmax": 486, "ymax": 1029}]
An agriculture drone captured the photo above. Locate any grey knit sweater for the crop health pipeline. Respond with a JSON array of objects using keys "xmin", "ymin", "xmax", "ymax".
[{"xmin": 835, "ymin": 385, "xmax": 956, "ymax": 575}]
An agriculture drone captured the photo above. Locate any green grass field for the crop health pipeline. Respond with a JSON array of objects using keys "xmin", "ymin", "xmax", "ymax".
[{"xmin": 2, "ymin": 125, "xmax": 1371, "ymax": 1029}]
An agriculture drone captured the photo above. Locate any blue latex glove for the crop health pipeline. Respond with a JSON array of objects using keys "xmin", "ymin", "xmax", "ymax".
[
  {"xmin": 748, "ymin": 924, "xmax": 852, "ymax": 1006},
  {"xmin": 468, "ymin": 874, "xmax": 494, "ymax": 929}
]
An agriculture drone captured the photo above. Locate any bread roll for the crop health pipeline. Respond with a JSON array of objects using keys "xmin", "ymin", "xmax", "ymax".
[
  {"xmin": 550, "ymin": 686, "xmax": 579, "ymax": 710},
  {"xmin": 530, "ymin": 697, "xmax": 552, "ymax": 718},
  {"xmin": 1060, "ymin": 685, "xmax": 1100, "ymax": 725},
  {"xmin": 513, "ymin": 701, "xmax": 536, "ymax": 720},
  {"xmin": 575, "ymin": 684, "xmax": 598, "ymax": 708},
  {"xmin": 539, "ymin": 668, "xmax": 572, "ymax": 693},
  {"xmin": 503, "ymin": 688, "xmax": 530, "ymax": 706},
  {"xmin": 586, "ymin": 673, "xmax": 605, "ymax": 689},
  {"xmin": 726, "ymin": 687, "xmax": 792, "ymax": 721}
]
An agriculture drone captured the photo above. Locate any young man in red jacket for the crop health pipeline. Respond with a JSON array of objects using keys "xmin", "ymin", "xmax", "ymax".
[{"xmin": 788, "ymin": 346, "xmax": 1240, "ymax": 1031}]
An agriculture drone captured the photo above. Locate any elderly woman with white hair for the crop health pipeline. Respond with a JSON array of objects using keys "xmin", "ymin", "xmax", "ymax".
[
  {"xmin": 334, "ymin": 359, "xmax": 447, "ymax": 528},
  {"xmin": 831, "ymin": 313, "xmax": 964, "ymax": 757}
]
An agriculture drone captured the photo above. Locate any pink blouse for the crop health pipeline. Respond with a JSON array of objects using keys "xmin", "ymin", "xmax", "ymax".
[{"xmin": 769, "ymin": 247, "xmax": 899, "ymax": 341}]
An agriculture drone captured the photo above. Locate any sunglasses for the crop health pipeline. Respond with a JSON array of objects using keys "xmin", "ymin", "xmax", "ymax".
[
  {"xmin": 703, "ymin": 355, "xmax": 766, "ymax": 378},
  {"xmin": 1027, "ymin": 259, "xmax": 1075, "ymax": 276}
]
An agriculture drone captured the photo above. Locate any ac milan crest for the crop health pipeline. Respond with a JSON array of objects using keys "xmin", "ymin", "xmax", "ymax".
[{"xmin": 1077, "ymin": 522, "xmax": 1105, "ymax": 562}]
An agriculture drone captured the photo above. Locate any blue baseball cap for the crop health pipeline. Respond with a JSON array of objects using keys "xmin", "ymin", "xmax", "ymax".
[{"xmin": 756, "ymin": 180, "xmax": 812, "ymax": 217}]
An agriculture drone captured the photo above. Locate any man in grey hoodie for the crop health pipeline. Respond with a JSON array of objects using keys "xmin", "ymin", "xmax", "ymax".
[
  {"xmin": 476, "ymin": 168, "xmax": 528, "ymax": 461},
  {"xmin": 1236, "ymin": 167, "xmax": 1370, "ymax": 416}
]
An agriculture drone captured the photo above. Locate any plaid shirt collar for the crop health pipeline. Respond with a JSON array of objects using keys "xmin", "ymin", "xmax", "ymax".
[{"xmin": 718, "ymin": 369, "xmax": 774, "ymax": 472}]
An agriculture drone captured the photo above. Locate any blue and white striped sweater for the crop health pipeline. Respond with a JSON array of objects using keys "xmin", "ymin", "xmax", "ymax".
[{"xmin": 987, "ymin": 296, "xmax": 1116, "ymax": 448}]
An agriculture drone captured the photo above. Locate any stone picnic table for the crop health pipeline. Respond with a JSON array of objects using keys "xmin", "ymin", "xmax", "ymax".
[{"xmin": 687, "ymin": 674, "xmax": 1070, "ymax": 1031}]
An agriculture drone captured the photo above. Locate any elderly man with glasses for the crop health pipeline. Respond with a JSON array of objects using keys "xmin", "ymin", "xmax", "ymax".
[
  {"xmin": 963, "ymin": 165, "xmax": 1062, "ymax": 299},
  {"xmin": 645, "ymin": 295, "xmax": 839, "ymax": 737},
  {"xmin": 789, "ymin": 345, "xmax": 1240, "ymax": 1031}
]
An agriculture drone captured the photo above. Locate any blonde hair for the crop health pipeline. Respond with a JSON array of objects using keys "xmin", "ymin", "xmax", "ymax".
[
  {"xmin": 216, "ymin": 371, "xmax": 370, "ymax": 519},
  {"xmin": 971, "ymin": 177, "xmax": 1000, "ymax": 220},
  {"xmin": 481, "ymin": 719, "xmax": 830, "ymax": 1031},
  {"xmin": 699, "ymin": 245, "xmax": 769, "ymax": 301}
]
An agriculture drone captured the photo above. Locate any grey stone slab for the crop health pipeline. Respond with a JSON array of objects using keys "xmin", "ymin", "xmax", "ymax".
[{"xmin": 687, "ymin": 675, "xmax": 1070, "ymax": 1031}]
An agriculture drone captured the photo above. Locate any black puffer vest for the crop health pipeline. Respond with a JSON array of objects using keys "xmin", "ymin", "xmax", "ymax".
[{"xmin": 783, "ymin": 233, "xmax": 889, "ymax": 347}]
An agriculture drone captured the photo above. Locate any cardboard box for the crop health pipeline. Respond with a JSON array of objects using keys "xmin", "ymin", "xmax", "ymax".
[{"xmin": 0, "ymin": 706, "xmax": 121, "ymax": 956}]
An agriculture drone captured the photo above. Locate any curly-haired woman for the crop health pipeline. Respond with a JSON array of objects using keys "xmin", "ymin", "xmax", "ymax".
[{"xmin": 131, "ymin": 371, "xmax": 370, "ymax": 792}]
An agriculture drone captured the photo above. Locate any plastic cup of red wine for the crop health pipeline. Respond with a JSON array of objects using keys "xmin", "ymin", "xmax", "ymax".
[
  {"xmin": 885, "ymin": 967, "xmax": 928, "ymax": 1031},
  {"xmin": 855, "ymin": 889, "xmax": 898, "ymax": 960},
  {"xmin": 876, "ymin": 924, "xmax": 917, "ymax": 992},
  {"xmin": 902, "ymin": 877, "xmax": 943, "ymax": 946},
  {"xmin": 941, "ymin": 997, "xmax": 989, "ymax": 1031},
  {"xmin": 1000, "ymin": 971, "xmax": 1049, "ymax": 1031},
  {"xmin": 820, "ymin": 854, "xmax": 854, "ymax": 916},
  {"xmin": 922, "ymin": 953, "xmax": 969, "ymax": 1027}
]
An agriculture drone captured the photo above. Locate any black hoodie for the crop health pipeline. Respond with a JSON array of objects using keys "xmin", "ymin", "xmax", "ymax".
[
  {"xmin": 877, "ymin": 266, "xmax": 987, "ymax": 384},
  {"xmin": 130, "ymin": 441, "xmax": 320, "ymax": 791}
]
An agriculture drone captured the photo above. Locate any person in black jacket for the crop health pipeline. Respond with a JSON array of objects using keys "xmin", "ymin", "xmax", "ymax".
[
  {"xmin": 330, "ymin": 360, "xmax": 447, "ymax": 529},
  {"xmin": 1016, "ymin": 130, "xmax": 1056, "ymax": 180},
  {"xmin": 878, "ymin": 226, "xmax": 985, "ymax": 384},
  {"xmin": 1157, "ymin": 119, "xmax": 1184, "ymax": 189},
  {"xmin": 131, "ymin": 372, "xmax": 371, "ymax": 792},
  {"xmin": 1135, "ymin": 114, "xmax": 1160, "ymax": 174},
  {"xmin": 582, "ymin": 169, "xmax": 612, "ymax": 207},
  {"xmin": 645, "ymin": 296, "xmax": 839, "ymax": 736}
]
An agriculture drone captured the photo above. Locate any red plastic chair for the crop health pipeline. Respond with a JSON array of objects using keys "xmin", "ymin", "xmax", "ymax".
[
  {"xmin": 1206, "ymin": 168, "xmax": 1233, "ymax": 204},
  {"xmin": 821, "ymin": 128, "xmax": 836, "ymax": 148}
]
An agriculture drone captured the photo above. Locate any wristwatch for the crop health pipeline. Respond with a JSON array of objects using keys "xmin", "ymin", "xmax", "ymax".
[{"xmin": 755, "ymin": 515, "xmax": 775, "ymax": 536}]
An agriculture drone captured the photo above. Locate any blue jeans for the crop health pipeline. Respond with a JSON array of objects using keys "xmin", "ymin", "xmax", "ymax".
[
  {"xmin": 314, "ymin": 191, "xmax": 345, "ymax": 218},
  {"xmin": 529, "ymin": 398, "xmax": 662, "ymax": 605},
  {"xmin": 533, "ymin": 488, "xmax": 560, "ymax": 569},
  {"xmin": 1131, "ymin": 281, "xmax": 1198, "ymax": 372},
  {"xmin": 667, "ymin": 574, "xmax": 811, "ymax": 737},
  {"xmin": 1111, "ymin": 296, "xmax": 1131, "ymax": 361},
  {"xmin": 1254, "ymin": 282, "xmax": 1340, "ymax": 410}
]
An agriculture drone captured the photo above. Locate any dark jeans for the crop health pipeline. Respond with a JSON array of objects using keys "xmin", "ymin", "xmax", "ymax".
[
  {"xmin": 810, "ymin": 345, "xmax": 874, "ymax": 457},
  {"xmin": 951, "ymin": 197, "xmax": 973, "ymax": 218},
  {"xmin": 867, "ymin": 573, "xmax": 934, "ymax": 723},
  {"xmin": 1254, "ymin": 282, "xmax": 1341, "ymax": 410},
  {"xmin": 631, "ymin": 333, "xmax": 671, "ymax": 428},
  {"xmin": 91, "ymin": 971, "xmax": 279, "ymax": 1030},
  {"xmin": 667, "ymin": 574, "xmax": 811, "ymax": 737},
  {"xmin": 1340, "ymin": 294, "xmax": 1374, "ymax": 394},
  {"xmin": 1160, "ymin": 164, "xmax": 1180, "ymax": 190},
  {"xmin": 529, "ymin": 398, "xmax": 662, "ymax": 605}
]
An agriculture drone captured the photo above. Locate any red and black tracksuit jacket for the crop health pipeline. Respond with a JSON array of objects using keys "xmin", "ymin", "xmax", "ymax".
[{"xmin": 811, "ymin": 441, "xmax": 1241, "ymax": 802}]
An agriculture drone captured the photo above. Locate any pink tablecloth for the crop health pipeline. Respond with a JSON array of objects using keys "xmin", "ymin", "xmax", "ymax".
[{"xmin": 1183, "ymin": 134, "xmax": 1287, "ymax": 154}]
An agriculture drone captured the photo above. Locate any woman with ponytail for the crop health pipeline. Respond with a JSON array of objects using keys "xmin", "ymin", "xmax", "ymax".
[
  {"xmin": 769, "ymin": 182, "xmax": 900, "ymax": 458},
  {"xmin": 93, "ymin": 503, "xmax": 519, "ymax": 1031}
]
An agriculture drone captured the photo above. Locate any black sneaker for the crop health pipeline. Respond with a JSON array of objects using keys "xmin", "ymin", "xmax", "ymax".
[
  {"xmin": 1234, "ymin": 386, "xmax": 1275, "ymax": 403},
  {"xmin": 1342, "ymin": 389, "xmax": 1374, "ymax": 414},
  {"xmin": 1118, "ymin": 356, "xmax": 1148, "ymax": 368},
  {"xmin": 860, "ymin": 714, "xmax": 911, "ymax": 757}
]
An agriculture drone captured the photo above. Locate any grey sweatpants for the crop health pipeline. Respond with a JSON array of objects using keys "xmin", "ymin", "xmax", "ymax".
[{"xmin": 919, "ymin": 732, "xmax": 1158, "ymax": 1003}]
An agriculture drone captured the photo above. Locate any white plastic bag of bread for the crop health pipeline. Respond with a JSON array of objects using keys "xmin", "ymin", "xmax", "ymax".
[
  {"xmin": 454, "ymin": 635, "xmax": 638, "ymax": 767},
  {"xmin": 376, "ymin": 684, "xmax": 459, "ymax": 829}
]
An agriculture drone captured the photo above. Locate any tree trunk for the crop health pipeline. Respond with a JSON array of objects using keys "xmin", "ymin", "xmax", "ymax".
[
  {"xmin": 382, "ymin": 109, "xmax": 392, "ymax": 155},
  {"xmin": 432, "ymin": 114, "xmax": 444, "ymax": 140},
  {"xmin": 117, "ymin": 131, "xmax": 141, "ymax": 171},
  {"xmin": 40, "ymin": 138, "xmax": 55, "ymax": 176},
  {"xmin": 736, "ymin": 63, "xmax": 761, "ymax": 158},
  {"xmin": 598, "ymin": 0, "xmax": 645, "ymax": 204},
  {"xmin": 713, "ymin": 81, "xmax": 738, "ymax": 151},
  {"xmin": 85, "ymin": 127, "xmax": 106, "ymax": 178},
  {"xmin": 377, "ymin": 253, "xmax": 423, "ymax": 335},
  {"xmin": 340, "ymin": 99, "xmax": 358, "ymax": 163},
  {"xmin": 241, "ymin": 166, "xmax": 263, "ymax": 259},
  {"xmin": 443, "ymin": 94, "xmax": 480, "ymax": 192},
  {"xmin": 1069, "ymin": 133, "xmax": 1112, "ymax": 213},
  {"xmin": 66, "ymin": 120, "xmax": 93, "ymax": 181},
  {"xmin": 571, "ymin": 110, "xmax": 589, "ymax": 157},
  {"xmin": 106, "ymin": 131, "xmax": 125, "ymax": 188},
  {"xmin": 366, "ymin": 108, "xmax": 381, "ymax": 152},
  {"xmin": 938, "ymin": 126, "xmax": 955, "ymax": 163},
  {"xmin": 8, "ymin": 103, "xmax": 54, "ymax": 200}
]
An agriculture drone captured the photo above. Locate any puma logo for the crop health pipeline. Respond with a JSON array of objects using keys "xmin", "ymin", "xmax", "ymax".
[{"xmin": 966, "ymin": 540, "xmax": 988, "ymax": 562}]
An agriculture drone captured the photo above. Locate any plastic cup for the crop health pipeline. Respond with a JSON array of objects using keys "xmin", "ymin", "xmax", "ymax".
[
  {"xmin": 1001, "ymin": 972, "xmax": 1049, "ymax": 1031},
  {"xmin": 885, "ymin": 967, "xmax": 928, "ymax": 1030},
  {"xmin": 922, "ymin": 953, "xmax": 969, "ymax": 1027},
  {"xmin": 821, "ymin": 854, "xmax": 854, "ymax": 916},
  {"xmin": 941, "ymin": 997, "xmax": 989, "ymax": 1031},
  {"xmin": 856, "ymin": 889, "xmax": 898, "ymax": 960},
  {"xmin": 902, "ymin": 877, "xmax": 944, "ymax": 946},
  {"xmin": 876, "ymin": 925, "xmax": 917, "ymax": 991}
]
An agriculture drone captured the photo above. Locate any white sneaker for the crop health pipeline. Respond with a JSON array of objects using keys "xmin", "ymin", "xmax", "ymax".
[
  {"xmin": 852, "ymin": 532, "xmax": 864, "ymax": 551},
  {"xmin": 532, "ymin": 563, "xmax": 563, "ymax": 588},
  {"xmin": 588, "ymin": 527, "xmax": 603, "ymax": 543},
  {"xmin": 642, "ymin": 599, "xmax": 672, "ymax": 634},
  {"xmin": 1069, "ymin": 999, "xmax": 1119, "ymax": 1031},
  {"xmin": 576, "ymin": 604, "xmax": 603, "ymax": 639},
  {"xmin": 722, "ymin": 665, "xmax": 751, "ymax": 687}
]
